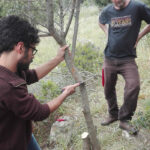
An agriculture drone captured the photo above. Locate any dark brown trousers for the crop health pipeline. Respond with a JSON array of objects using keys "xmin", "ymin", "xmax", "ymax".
[{"xmin": 103, "ymin": 58, "xmax": 140, "ymax": 121}]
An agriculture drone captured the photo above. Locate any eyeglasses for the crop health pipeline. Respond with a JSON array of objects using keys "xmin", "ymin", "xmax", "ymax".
[{"xmin": 29, "ymin": 46, "xmax": 38, "ymax": 56}]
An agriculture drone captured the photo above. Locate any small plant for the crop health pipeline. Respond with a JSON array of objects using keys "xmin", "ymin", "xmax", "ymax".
[
  {"xmin": 33, "ymin": 80, "xmax": 66, "ymax": 145},
  {"xmin": 133, "ymin": 100, "xmax": 150, "ymax": 130},
  {"xmin": 74, "ymin": 41, "xmax": 103, "ymax": 73},
  {"xmin": 41, "ymin": 80, "xmax": 60, "ymax": 99},
  {"xmin": 133, "ymin": 111, "xmax": 150, "ymax": 130},
  {"xmin": 40, "ymin": 80, "xmax": 67, "ymax": 119}
]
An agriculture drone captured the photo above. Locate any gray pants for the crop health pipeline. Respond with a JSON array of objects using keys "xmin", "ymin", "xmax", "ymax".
[{"xmin": 103, "ymin": 58, "xmax": 140, "ymax": 121}]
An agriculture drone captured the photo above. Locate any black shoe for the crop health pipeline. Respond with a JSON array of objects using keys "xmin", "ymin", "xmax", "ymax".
[
  {"xmin": 119, "ymin": 121, "xmax": 139, "ymax": 135},
  {"xmin": 101, "ymin": 116, "xmax": 118, "ymax": 126}
]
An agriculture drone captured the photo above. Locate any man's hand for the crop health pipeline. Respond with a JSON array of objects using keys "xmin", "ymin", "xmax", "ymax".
[
  {"xmin": 47, "ymin": 83, "xmax": 80, "ymax": 112},
  {"xmin": 56, "ymin": 45, "xmax": 69, "ymax": 62},
  {"xmin": 134, "ymin": 24, "xmax": 150, "ymax": 48},
  {"xmin": 62, "ymin": 83, "xmax": 80, "ymax": 97}
]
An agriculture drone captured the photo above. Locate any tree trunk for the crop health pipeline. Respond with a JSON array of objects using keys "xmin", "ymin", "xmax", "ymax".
[
  {"xmin": 46, "ymin": 0, "xmax": 101, "ymax": 149},
  {"xmin": 59, "ymin": 40, "xmax": 101, "ymax": 150},
  {"xmin": 71, "ymin": 0, "xmax": 80, "ymax": 59},
  {"xmin": 81, "ymin": 132, "xmax": 92, "ymax": 150}
]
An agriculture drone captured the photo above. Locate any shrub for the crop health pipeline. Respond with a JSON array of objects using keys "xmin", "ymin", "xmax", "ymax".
[
  {"xmin": 41, "ymin": 80, "xmax": 60, "ymax": 99},
  {"xmin": 133, "ymin": 100, "xmax": 150, "ymax": 130},
  {"xmin": 33, "ymin": 80, "xmax": 66, "ymax": 146},
  {"xmin": 133, "ymin": 111, "xmax": 150, "ymax": 130},
  {"xmin": 74, "ymin": 41, "xmax": 103, "ymax": 73}
]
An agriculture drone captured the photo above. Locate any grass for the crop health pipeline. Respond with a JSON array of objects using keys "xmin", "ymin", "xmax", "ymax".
[
  {"xmin": 31, "ymin": 37, "xmax": 59, "ymax": 67},
  {"xmin": 29, "ymin": 4, "xmax": 150, "ymax": 150}
]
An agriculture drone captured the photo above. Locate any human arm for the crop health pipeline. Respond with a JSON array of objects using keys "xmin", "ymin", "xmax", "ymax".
[
  {"xmin": 135, "ymin": 2, "xmax": 150, "ymax": 47},
  {"xmin": 47, "ymin": 83, "xmax": 80, "ymax": 112},
  {"xmin": 6, "ymin": 83, "xmax": 80, "ymax": 121},
  {"xmin": 99, "ymin": 23, "xmax": 108, "ymax": 37},
  {"xmin": 98, "ymin": 6, "xmax": 109, "ymax": 37},
  {"xmin": 35, "ymin": 45, "xmax": 68, "ymax": 80},
  {"xmin": 135, "ymin": 24, "xmax": 150, "ymax": 48}
]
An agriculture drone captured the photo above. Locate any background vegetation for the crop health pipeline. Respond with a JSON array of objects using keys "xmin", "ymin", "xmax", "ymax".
[
  {"xmin": 31, "ymin": 3, "xmax": 150, "ymax": 149},
  {"xmin": 1, "ymin": 0, "xmax": 150, "ymax": 149}
]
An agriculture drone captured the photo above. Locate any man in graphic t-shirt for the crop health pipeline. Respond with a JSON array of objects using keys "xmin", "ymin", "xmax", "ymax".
[{"xmin": 99, "ymin": 0, "xmax": 150, "ymax": 134}]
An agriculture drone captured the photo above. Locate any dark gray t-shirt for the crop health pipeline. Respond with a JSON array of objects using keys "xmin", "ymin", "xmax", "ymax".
[{"xmin": 99, "ymin": 0, "xmax": 150, "ymax": 59}]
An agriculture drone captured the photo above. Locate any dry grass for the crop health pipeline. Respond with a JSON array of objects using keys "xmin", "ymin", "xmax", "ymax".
[{"xmin": 29, "ymin": 4, "xmax": 150, "ymax": 150}]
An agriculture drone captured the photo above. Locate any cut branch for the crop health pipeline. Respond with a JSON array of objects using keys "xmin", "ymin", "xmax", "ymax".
[{"xmin": 81, "ymin": 132, "xmax": 92, "ymax": 150}]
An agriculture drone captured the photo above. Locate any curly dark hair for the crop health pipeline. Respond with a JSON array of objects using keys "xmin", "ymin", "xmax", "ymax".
[{"xmin": 0, "ymin": 15, "xmax": 39, "ymax": 54}]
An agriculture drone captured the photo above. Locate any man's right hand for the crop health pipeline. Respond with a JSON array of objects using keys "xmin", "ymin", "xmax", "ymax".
[
  {"xmin": 62, "ymin": 83, "xmax": 80, "ymax": 97},
  {"xmin": 47, "ymin": 83, "xmax": 80, "ymax": 112}
]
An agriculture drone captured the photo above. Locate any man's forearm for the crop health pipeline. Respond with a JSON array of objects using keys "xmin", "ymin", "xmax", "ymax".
[
  {"xmin": 47, "ymin": 83, "xmax": 80, "ymax": 113},
  {"xmin": 137, "ymin": 24, "xmax": 150, "ymax": 42},
  {"xmin": 47, "ymin": 92, "xmax": 68, "ymax": 113},
  {"xmin": 35, "ymin": 56, "xmax": 62, "ymax": 80}
]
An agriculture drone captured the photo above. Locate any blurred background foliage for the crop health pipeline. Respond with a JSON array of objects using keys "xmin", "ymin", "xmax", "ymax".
[{"xmin": 1, "ymin": 0, "xmax": 149, "ymax": 20}]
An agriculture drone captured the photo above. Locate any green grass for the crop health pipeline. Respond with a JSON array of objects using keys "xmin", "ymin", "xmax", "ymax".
[{"xmin": 30, "ymin": 4, "xmax": 150, "ymax": 150}]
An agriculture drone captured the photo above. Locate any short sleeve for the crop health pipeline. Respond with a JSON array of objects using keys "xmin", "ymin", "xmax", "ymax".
[
  {"xmin": 5, "ymin": 85, "xmax": 50, "ymax": 121},
  {"xmin": 140, "ymin": 3, "xmax": 150, "ymax": 24},
  {"xmin": 99, "ymin": 8, "xmax": 109, "ymax": 24}
]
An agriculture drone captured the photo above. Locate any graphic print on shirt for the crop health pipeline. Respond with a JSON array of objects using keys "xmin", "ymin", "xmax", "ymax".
[{"xmin": 111, "ymin": 15, "xmax": 132, "ymax": 28}]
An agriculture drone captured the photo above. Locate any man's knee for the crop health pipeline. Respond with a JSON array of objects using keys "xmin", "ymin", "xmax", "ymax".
[{"xmin": 127, "ymin": 81, "xmax": 140, "ymax": 93}]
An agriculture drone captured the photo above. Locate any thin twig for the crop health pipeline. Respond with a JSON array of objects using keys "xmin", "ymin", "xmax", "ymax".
[
  {"xmin": 71, "ymin": 0, "xmax": 80, "ymax": 60},
  {"xmin": 23, "ymin": 12, "xmax": 48, "ymax": 28},
  {"xmin": 64, "ymin": 0, "xmax": 76, "ymax": 38}
]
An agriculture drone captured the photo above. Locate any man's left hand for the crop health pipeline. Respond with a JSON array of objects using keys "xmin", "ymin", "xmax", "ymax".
[{"xmin": 56, "ymin": 45, "xmax": 69, "ymax": 61}]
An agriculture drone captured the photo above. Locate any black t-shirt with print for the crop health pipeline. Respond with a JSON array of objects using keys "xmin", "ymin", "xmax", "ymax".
[{"xmin": 99, "ymin": 0, "xmax": 150, "ymax": 59}]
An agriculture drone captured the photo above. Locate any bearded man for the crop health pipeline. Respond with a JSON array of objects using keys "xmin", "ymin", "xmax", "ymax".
[
  {"xmin": 99, "ymin": 0, "xmax": 150, "ymax": 134},
  {"xmin": 0, "ymin": 15, "xmax": 79, "ymax": 150}
]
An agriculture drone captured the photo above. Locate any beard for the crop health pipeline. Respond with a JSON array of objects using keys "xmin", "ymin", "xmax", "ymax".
[
  {"xmin": 17, "ymin": 59, "xmax": 33, "ymax": 75},
  {"xmin": 17, "ymin": 49, "xmax": 33, "ymax": 74},
  {"xmin": 115, "ymin": 0, "xmax": 126, "ymax": 9},
  {"xmin": 17, "ymin": 62, "xmax": 30, "ymax": 73}
]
